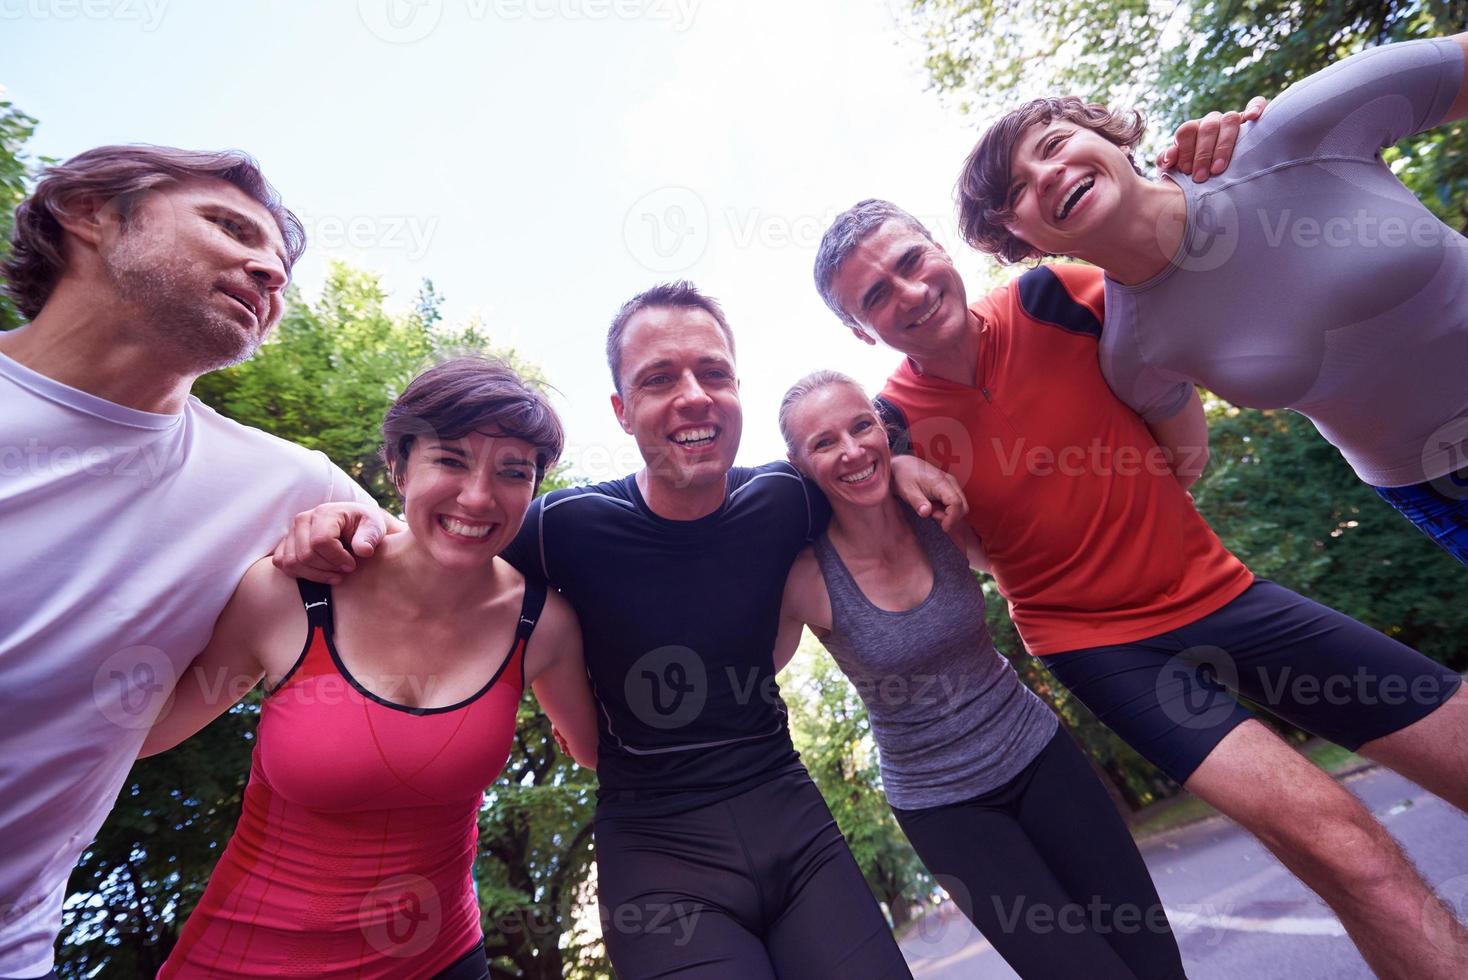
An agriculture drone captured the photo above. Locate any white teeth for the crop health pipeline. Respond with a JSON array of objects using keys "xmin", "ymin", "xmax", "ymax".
[
  {"xmin": 440, "ymin": 516, "xmax": 492, "ymax": 538},
  {"xmin": 672, "ymin": 427, "xmax": 717, "ymax": 445},
  {"xmin": 1055, "ymin": 175, "xmax": 1094, "ymax": 220},
  {"xmin": 839, "ymin": 462, "xmax": 877, "ymax": 484},
  {"xmin": 912, "ymin": 296, "xmax": 942, "ymax": 327}
]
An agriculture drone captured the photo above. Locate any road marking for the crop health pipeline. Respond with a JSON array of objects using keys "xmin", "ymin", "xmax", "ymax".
[{"xmin": 1167, "ymin": 906, "xmax": 1346, "ymax": 937}]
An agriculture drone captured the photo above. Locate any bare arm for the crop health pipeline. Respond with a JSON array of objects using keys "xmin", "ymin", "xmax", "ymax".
[
  {"xmin": 1145, "ymin": 388, "xmax": 1211, "ymax": 491},
  {"xmin": 525, "ymin": 590, "xmax": 599, "ymax": 770},
  {"xmin": 775, "ymin": 549, "xmax": 830, "ymax": 674},
  {"xmin": 139, "ymin": 558, "xmax": 295, "ymax": 758},
  {"xmin": 944, "ymin": 520, "xmax": 991, "ymax": 574}
]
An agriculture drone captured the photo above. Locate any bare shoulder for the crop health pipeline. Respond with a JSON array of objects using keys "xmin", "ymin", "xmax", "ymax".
[{"xmin": 226, "ymin": 557, "xmax": 311, "ymax": 678}]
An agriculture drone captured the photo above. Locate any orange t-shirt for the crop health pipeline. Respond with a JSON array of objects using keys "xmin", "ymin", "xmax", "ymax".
[{"xmin": 877, "ymin": 264, "xmax": 1253, "ymax": 655}]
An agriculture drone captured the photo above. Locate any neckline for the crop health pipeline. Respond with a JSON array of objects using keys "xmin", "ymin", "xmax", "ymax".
[
  {"xmin": 821, "ymin": 507, "xmax": 940, "ymax": 617},
  {"xmin": 627, "ymin": 470, "xmax": 731, "ymax": 529},
  {"xmin": 316, "ymin": 584, "xmax": 524, "ymax": 716}
]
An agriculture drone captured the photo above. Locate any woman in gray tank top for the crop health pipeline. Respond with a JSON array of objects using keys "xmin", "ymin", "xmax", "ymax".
[{"xmin": 774, "ymin": 371, "xmax": 1185, "ymax": 980}]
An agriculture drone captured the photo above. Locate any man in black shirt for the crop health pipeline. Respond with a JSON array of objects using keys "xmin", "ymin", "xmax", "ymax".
[{"xmin": 278, "ymin": 281, "xmax": 963, "ymax": 978}]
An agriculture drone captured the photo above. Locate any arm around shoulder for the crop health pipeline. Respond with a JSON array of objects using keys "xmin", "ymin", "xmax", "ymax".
[
  {"xmin": 524, "ymin": 589, "xmax": 598, "ymax": 770},
  {"xmin": 775, "ymin": 548, "xmax": 830, "ymax": 674}
]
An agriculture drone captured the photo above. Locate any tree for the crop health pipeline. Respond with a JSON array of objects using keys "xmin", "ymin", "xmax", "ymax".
[
  {"xmin": 59, "ymin": 267, "xmax": 609, "ymax": 977},
  {"xmin": 0, "ymin": 94, "xmax": 41, "ymax": 331},
  {"xmin": 904, "ymin": 0, "xmax": 1468, "ymax": 227}
]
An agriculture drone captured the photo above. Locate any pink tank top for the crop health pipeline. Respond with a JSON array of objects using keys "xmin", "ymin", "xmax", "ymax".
[{"xmin": 159, "ymin": 578, "xmax": 542, "ymax": 978}]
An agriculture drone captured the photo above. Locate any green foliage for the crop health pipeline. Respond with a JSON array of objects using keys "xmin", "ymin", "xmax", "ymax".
[
  {"xmin": 0, "ymin": 96, "xmax": 41, "ymax": 331},
  {"xmin": 785, "ymin": 639, "xmax": 934, "ymax": 929},
  {"xmin": 906, "ymin": 0, "xmax": 1468, "ymax": 227}
]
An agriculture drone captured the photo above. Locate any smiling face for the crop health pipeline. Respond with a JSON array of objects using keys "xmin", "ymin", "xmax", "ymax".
[
  {"xmin": 395, "ymin": 431, "xmax": 540, "ymax": 571},
  {"xmin": 786, "ymin": 382, "xmax": 891, "ymax": 511},
  {"xmin": 100, "ymin": 176, "xmax": 290, "ymax": 372},
  {"xmin": 611, "ymin": 304, "xmax": 742, "ymax": 498},
  {"xmin": 1001, "ymin": 119, "xmax": 1143, "ymax": 258},
  {"xmin": 827, "ymin": 219, "xmax": 970, "ymax": 363}
]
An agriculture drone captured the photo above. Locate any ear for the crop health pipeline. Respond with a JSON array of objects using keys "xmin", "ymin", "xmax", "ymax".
[
  {"xmin": 52, "ymin": 192, "xmax": 114, "ymax": 249},
  {"xmin": 610, "ymin": 391, "xmax": 632, "ymax": 435},
  {"xmin": 848, "ymin": 324, "xmax": 877, "ymax": 347},
  {"xmin": 787, "ymin": 451, "xmax": 808, "ymax": 478}
]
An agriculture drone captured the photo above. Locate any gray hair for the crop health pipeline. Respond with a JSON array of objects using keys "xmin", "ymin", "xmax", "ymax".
[
  {"xmin": 605, "ymin": 280, "xmax": 734, "ymax": 396},
  {"xmin": 778, "ymin": 369, "xmax": 867, "ymax": 455},
  {"xmin": 813, "ymin": 199, "xmax": 937, "ymax": 328}
]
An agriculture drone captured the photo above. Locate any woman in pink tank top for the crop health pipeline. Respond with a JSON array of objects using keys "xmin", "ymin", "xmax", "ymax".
[{"xmin": 140, "ymin": 358, "xmax": 599, "ymax": 979}]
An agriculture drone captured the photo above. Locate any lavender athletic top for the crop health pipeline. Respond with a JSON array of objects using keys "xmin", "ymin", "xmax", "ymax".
[{"xmin": 1101, "ymin": 37, "xmax": 1467, "ymax": 488}]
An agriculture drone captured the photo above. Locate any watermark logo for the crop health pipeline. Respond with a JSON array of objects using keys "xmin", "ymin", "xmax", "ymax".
[
  {"xmin": 623, "ymin": 187, "xmax": 709, "ymax": 273},
  {"xmin": 1156, "ymin": 645, "xmax": 1240, "ymax": 730},
  {"xmin": 1422, "ymin": 418, "xmax": 1468, "ymax": 502},
  {"xmin": 360, "ymin": 874, "xmax": 442, "ymax": 956},
  {"xmin": 624, "ymin": 645, "xmax": 707, "ymax": 729},
  {"xmin": 0, "ymin": 0, "xmax": 169, "ymax": 31},
  {"xmin": 1169, "ymin": 192, "xmax": 1239, "ymax": 273},
  {"xmin": 910, "ymin": 416, "xmax": 975, "ymax": 488},
  {"xmin": 358, "ymin": 0, "xmax": 444, "ymax": 43},
  {"xmin": 93, "ymin": 646, "xmax": 175, "ymax": 731}
]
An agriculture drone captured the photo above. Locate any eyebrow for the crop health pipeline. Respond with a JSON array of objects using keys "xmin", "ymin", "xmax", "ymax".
[{"xmin": 635, "ymin": 355, "xmax": 731, "ymax": 376}]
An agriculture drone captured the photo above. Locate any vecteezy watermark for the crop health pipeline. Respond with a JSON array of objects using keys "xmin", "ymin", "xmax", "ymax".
[
  {"xmin": 624, "ymin": 645, "xmax": 709, "ymax": 729},
  {"xmin": 1258, "ymin": 208, "xmax": 1466, "ymax": 251},
  {"xmin": 358, "ymin": 0, "xmax": 700, "ymax": 43},
  {"xmin": 623, "ymin": 187, "xmax": 710, "ymax": 274},
  {"xmin": 0, "ymin": 439, "xmax": 172, "ymax": 487},
  {"xmin": 297, "ymin": 211, "xmax": 440, "ymax": 263},
  {"xmin": 1422, "ymin": 417, "xmax": 1468, "ymax": 502},
  {"xmin": 1165, "ymin": 193, "xmax": 1240, "ymax": 273},
  {"xmin": 1157, "ymin": 645, "xmax": 1456, "ymax": 731},
  {"xmin": 93, "ymin": 646, "xmax": 176, "ymax": 731},
  {"xmin": 359, "ymin": 874, "xmax": 442, "ymax": 956},
  {"xmin": 600, "ymin": 899, "xmax": 701, "ymax": 946},
  {"xmin": 0, "ymin": 0, "xmax": 168, "ymax": 30}
]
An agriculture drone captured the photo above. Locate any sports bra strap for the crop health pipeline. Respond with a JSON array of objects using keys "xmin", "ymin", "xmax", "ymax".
[
  {"xmin": 516, "ymin": 577, "xmax": 548, "ymax": 642},
  {"xmin": 295, "ymin": 579, "xmax": 334, "ymax": 633}
]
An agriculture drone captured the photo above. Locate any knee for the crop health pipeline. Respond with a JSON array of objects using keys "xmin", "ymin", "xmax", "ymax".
[{"xmin": 1265, "ymin": 792, "xmax": 1402, "ymax": 889}]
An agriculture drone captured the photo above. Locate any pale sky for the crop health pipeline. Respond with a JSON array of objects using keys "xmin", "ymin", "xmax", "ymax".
[{"xmin": 4, "ymin": 0, "xmax": 1020, "ymax": 478}]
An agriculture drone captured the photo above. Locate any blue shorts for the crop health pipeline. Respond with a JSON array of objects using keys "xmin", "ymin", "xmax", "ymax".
[
  {"xmin": 1043, "ymin": 580, "xmax": 1462, "ymax": 784},
  {"xmin": 1374, "ymin": 465, "xmax": 1468, "ymax": 565}
]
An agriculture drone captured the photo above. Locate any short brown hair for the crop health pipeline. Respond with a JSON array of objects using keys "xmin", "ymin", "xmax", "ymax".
[
  {"xmin": 605, "ymin": 281, "xmax": 735, "ymax": 396},
  {"xmin": 2, "ymin": 144, "xmax": 306, "ymax": 321},
  {"xmin": 956, "ymin": 98, "xmax": 1145, "ymax": 263},
  {"xmin": 381, "ymin": 357, "xmax": 565, "ymax": 490}
]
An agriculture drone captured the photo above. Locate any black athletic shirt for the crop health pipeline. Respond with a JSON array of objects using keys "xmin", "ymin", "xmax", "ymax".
[{"xmin": 502, "ymin": 462, "xmax": 832, "ymax": 817}]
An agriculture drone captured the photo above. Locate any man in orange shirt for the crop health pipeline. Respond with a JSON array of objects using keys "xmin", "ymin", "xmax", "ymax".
[{"xmin": 813, "ymin": 198, "xmax": 1468, "ymax": 979}]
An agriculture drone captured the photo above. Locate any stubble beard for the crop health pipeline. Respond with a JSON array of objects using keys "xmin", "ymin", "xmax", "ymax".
[{"xmin": 105, "ymin": 234, "xmax": 262, "ymax": 375}]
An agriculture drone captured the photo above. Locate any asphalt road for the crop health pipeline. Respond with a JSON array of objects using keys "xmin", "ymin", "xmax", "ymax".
[{"xmin": 899, "ymin": 767, "xmax": 1468, "ymax": 979}]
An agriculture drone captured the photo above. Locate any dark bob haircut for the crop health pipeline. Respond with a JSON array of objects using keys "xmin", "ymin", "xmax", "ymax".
[
  {"xmin": 381, "ymin": 357, "xmax": 564, "ymax": 491},
  {"xmin": 956, "ymin": 97, "xmax": 1145, "ymax": 264},
  {"xmin": 2, "ymin": 144, "xmax": 306, "ymax": 321}
]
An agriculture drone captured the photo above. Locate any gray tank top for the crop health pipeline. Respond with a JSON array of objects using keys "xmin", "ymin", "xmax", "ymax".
[{"xmin": 813, "ymin": 506, "xmax": 1057, "ymax": 810}]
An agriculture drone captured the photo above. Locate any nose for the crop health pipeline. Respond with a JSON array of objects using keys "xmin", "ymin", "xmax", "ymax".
[
  {"xmin": 245, "ymin": 249, "xmax": 289, "ymax": 292},
  {"xmin": 1039, "ymin": 160, "xmax": 1067, "ymax": 211},
  {"xmin": 893, "ymin": 273, "xmax": 926, "ymax": 309},
  {"xmin": 455, "ymin": 469, "xmax": 501, "ymax": 515},
  {"xmin": 672, "ymin": 370, "xmax": 713, "ymax": 409},
  {"xmin": 837, "ymin": 432, "xmax": 862, "ymax": 459}
]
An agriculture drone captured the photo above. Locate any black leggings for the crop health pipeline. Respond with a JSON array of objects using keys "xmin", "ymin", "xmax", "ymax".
[
  {"xmin": 594, "ymin": 768, "xmax": 913, "ymax": 979},
  {"xmin": 892, "ymin": 730, "xmax": 1184, "ymax": 980}
]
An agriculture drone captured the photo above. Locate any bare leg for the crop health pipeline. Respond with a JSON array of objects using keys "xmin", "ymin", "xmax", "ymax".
[
  {"xmin": 1185, "ymin": 719, "xmax": 1468, "ymax": 979},
  {"xmin": 1359, "ymin": 684, "xmax": 1468, "ymax": 814}
]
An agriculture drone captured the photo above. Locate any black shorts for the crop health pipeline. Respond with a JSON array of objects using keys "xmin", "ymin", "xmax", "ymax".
[
  {"xmin": 1043, "ymin": 580, "xmax": 1461, "ymax": 784},
  {"xmin": 593, "ymin": 767, "xmax": 913, "ymax": 979}
]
